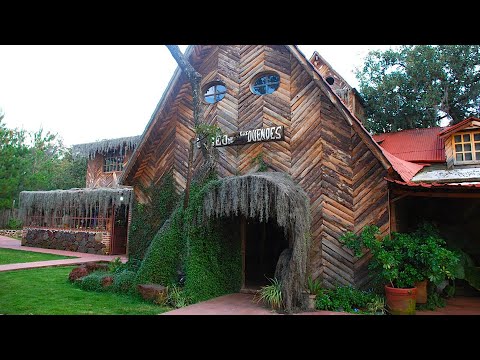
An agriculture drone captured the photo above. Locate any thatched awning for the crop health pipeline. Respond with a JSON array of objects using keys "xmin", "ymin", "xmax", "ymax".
[
  {"xmin": 19, "ymin": 187, "xmax": 134, "ymax": 223},
  {"xmin": 72, "ymin": 135, "xmax": 142, "ymax": 160},
  {"xmin": 197, "ymin": 172, "xmax": 311, "ymax": 312}
]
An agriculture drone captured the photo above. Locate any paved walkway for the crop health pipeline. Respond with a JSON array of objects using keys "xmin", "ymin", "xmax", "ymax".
[
  {"xmin": 0, "ymin": 235, "xmax": 126, "ymax": 272},
  {"xmin": 163, "ymin": 292, "xmax": 480, "ymax": 316},
  {"xmin": 162, "ymin": 293, "xmax": 348, "ymax": 315}
]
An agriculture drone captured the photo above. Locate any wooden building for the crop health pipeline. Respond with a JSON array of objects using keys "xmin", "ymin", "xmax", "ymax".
[
  {"xmin": 375, "ymin": 118, "xmax": 480, "ymax": 279},
  {"xmin": 119, "ymin": 45, "xmax": 410, "ymax": 290},
  {"xmin": 19, "ymin": 136, "xmax": 141, "ymax": 255}
]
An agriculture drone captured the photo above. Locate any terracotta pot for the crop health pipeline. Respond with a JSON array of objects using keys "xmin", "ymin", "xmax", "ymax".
[
  {"xmin": 415, "ymin": 279, "xmax": 428, "ymax": 304},
  {"xmin": 384, "ymin": 285, "xmax": 417, "ymax": 315}
]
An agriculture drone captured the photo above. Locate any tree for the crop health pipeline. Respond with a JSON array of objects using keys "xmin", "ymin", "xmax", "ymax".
[
  {"xmin": 0, "ymin": 118, "xmax": 86, "ymax": 210},
  {"xmin": 356, "ymin": 45, "xmax": 480, "ymax": 134},
  {"xmin": 166, "ymin": 45, "xmax": 219, "ymax": 209}
]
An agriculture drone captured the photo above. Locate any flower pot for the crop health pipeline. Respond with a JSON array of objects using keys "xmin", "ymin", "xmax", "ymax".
[
  {"xmin": 415, "ymin": 279, "xmax": 428, "ymax": 304},
  {"xmin": 307, "ymin": 294, "xmax": 316, "ymax": 311},
  {"xmin": 384, "ymin": 285, "xmax": 417, "ymax": 315}
]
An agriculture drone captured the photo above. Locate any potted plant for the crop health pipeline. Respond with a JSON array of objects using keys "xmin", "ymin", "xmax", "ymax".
[
  {"xmin": 305, "ymin": 276, "xmax": 322, "ymax": 310},
  {"xmin": 408, "ymin": 223, "xmax": 459, "ymax": 304},
  {"xmin": 341, "ymin": 226, "xmax": 423, "ymax": 315}
]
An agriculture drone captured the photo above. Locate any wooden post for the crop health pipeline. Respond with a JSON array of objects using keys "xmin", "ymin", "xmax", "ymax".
[{"xmin": 183, "ymin": 138, "xmax": 194, "ymax": 210}]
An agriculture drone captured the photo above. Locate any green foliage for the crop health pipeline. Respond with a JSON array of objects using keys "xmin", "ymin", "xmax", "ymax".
[
  {"xmin": 108, "ymin": 257, "xmax": 124, "ymax": 273},
  {"xmin": 306, "ymin": 276, "xmax": 322, "ymax": 295},
  {"xmin": 315, "ymin": 286, "xmax": 382, "ymax": 314},
  {"xmin": 134, "ymin": 207, "xmax": 185, "ymax": 287},
  {"xmin": 251, "ymin": 153, "xmax": 268, "ymax": 172},
  {"xmin": 112, "ymin": 270, "xmax": 136, "ymax": 294},
  {"xmin": 255, "ymin": 278, "xmax": 284, "ymax": 311},
  {"xmin": 6, "ymin": 218, "xmax": 22, "ymax": 229},
  {"xmin": 128, "ymin": 172, "xmax": 179, "ymax": 261},
  {"xmin": 167, "ymin": 284, "xmax": 190, "ymax": 308},
  {"xmin": 341, "ymin": 224, "xmax": 459, "ymax": 288},
  {"xmin": 77, "ymin": 271, "xmax": 110, "ymax": 292},
  {"xmin": 357, "ymin": 45, "xmax": 480, "ymax": 133},
  {"xmin": 416, "ymin": 291, "xmax": 446, "ymax": 311},
  {"xmin": 0, "ymin": 119, "xmax": 86, "ymax": 210}
]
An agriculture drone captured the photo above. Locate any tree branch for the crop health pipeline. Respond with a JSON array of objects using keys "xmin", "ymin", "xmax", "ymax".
[{"xmin": 166, "ymin": 45, "xmax": 202, "ymax": 127}]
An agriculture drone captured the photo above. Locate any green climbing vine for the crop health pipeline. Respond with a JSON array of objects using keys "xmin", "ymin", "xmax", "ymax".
[{"xmin": 128, "ymin": 172, "xmax": 179, "ymax": 261}]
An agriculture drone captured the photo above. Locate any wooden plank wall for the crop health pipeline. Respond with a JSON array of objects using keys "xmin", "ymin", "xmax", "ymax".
[
  {"xmin": 122, "ymin": 45, "xmax": 390, "ymax": 288},
  {"xmin": 86, "ymin": 149, "xmax": 134, "ymax": 188},
  {"xmin": 445, "ymin": 135, "xmax": 454, "ymax": 169}
]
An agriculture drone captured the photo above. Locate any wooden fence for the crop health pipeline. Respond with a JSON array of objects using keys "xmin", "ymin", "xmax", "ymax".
[{"xmin": 0, "ymin": 209, "xmax": 20, "ymax": 229}]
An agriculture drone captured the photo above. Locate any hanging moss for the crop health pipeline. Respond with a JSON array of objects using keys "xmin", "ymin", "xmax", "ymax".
[
  {"xmin": 135, "ymin": 171, "xmax": 310, "ymax": 313},
  {"xmin": 71, "ymin": 135, "xmax": 141, "ymax": 160},
  {"xmin": 195, "ymin": 172, "xmax": 311, "ymax": 312},
  {"xmin": 19, "ymin": 187, "xmax": 133, "ymax": 225}
]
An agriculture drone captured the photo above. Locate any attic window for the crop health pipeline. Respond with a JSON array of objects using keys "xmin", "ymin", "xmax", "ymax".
[
  {"xmin": 251, "ymin": 72, "xmax": 280, "ymax": 95},
  {"xmin": 203, "ymin": 82, "xmax": 226, "ymax": 104},
  {"xmin": 104, "ymin": 151, "xmax": 124, "ymax": 172},
  {"xmin": 326, "ymin": 76, "xmax": 335, "ymax": 85},
  {"xmin": 453, "ymin": 131, "xmax": 480, "ymax": 164}
]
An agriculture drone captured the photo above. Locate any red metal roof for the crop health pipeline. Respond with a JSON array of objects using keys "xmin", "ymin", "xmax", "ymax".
[
  {"xmin": 373, "ymin": 127, "xmax": 445, "ymax": 163},
  {"xmin": 386, "ymin": 178, "xmax": 480, "ymax": 189},
  {"xmin": 380, "ymin": 148, "xmax": 426, "ymax": 182}
]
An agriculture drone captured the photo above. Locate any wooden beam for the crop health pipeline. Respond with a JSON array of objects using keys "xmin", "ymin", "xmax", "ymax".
[{"xmin": 393, "ymin": 190, "xmax": 480, "ymax": 199}]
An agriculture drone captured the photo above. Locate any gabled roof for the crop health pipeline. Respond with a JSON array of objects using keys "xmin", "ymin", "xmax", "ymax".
[
  {"xmin": 120, "ymin": 45, "xmax": 399, "ymax": 185},
  {"xmin": 372, "ymin": 127, "xmax": 445, "ymax": 163},
  {"xmin": 438, "ymin": 117, "xmax": 480, "ymax": 138}
]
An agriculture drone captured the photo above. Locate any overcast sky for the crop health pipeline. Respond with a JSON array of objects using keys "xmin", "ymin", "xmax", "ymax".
[{"xmin": 0, "ymin": 45, "xmax": 393, "ymax": 147}]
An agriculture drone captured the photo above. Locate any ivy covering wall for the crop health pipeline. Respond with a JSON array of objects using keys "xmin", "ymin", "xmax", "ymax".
[{"xmin": 127, "ymin": 173, "xmax": 178, "ymax": 261}]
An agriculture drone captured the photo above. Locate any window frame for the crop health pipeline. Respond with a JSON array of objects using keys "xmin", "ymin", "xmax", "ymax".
[
  {"xmin": 202, "ymin": 81, "xmax": 227, "ymax": 105},
  {"xmin": 103, "ymin": 151, "xmax": 125, "ymax": 173},
  {"xmin": 452, "ymin": 130, "xmax": 480, "ymax": 165},
  {"xmin": 250, "ymin": 71, "xmax": 280, "ymax": 96}
]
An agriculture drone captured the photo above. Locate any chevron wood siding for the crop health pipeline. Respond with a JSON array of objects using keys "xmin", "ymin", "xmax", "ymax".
[
  {"xmin": 122, "ymin": 45, "xmax": 390, "ymax": 288},
  {"xmin": 86, "ymin": 150, "xmax": 134, "ymax": 188}
]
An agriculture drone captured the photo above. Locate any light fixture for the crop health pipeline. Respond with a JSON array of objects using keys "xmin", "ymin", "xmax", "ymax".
[{"xmin": 120, "ymin": 196, "xmax": 124, "ymax": 201}]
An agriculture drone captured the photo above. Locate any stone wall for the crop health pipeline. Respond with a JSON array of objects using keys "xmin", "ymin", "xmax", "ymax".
[
  {"xmin": 0, "ymin": 229, "xmax": 23, "ymax": 239},
  {"xmin": 22, "ymin": 228, "xmax": 110, "ymax": 255}
]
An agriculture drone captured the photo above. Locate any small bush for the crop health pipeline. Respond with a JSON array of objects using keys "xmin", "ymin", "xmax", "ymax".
[
  {"xmin": 168, "ymin": 284, "xmax": 189, "ymax": 308},
  {"xmin": 108, "ymin": 257, "xmax": 123, "ymax": 273},
  {"xmin": 77, "ymin": 271, "xmax": 110, "ymax": 292},
  {"xmin": 254, "ymin": 278, "xmax": 283, "ymax": 311},
  {"xmin": 306, "ymin": 276, "xmax": 322, "ymax": 295},
  {"xmin": 6, "ymin": 218, "xmax": 22, "ymax": 230},
  {"xmin": 112, "ymin": 270, "xmax": 136, "ymax": 294},
  {"xmin": 315, "ymin": 286, "xmax": 381, "ymax": 313}
]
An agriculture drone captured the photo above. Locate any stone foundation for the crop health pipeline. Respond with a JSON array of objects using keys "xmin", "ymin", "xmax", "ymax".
[
  {"xmin": 22, "ymin": 228, "xmax": 110, "ymax": 255},
  {"xmin": 0, "ymin": 229, "xmax": 23, "ymax": 239}
]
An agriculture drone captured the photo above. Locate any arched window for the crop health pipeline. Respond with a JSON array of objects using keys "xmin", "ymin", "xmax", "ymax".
[
  {"xmin": 251, "ymin": 72, "xmax": 280, "ymax": 95},
  {"xmin": 203, "ymin": 82, "xmax": 227, "ymax": 104}
]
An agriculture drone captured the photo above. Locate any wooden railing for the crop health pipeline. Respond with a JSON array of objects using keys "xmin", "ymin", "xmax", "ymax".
[{"xmin": 24, "ymin": 215, "xmax": 109, "ymax": 232}]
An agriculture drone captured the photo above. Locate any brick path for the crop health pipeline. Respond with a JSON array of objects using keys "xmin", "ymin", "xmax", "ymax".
[{"xmin": 0, "ymin": 235, "xmax": 126, "ymax": 272}]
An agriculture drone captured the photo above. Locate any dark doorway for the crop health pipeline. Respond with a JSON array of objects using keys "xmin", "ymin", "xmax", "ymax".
[
  {"xmin": 243, "ymin": 217, "xmax": 289, "ymax": 289},
  {"xmin": 111, "ymin": 205, "xmax": 128, "ymax": 255}
]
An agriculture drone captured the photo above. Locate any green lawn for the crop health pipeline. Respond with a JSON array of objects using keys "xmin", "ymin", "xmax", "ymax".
[
  {"xmin": 0, "ymin": 247, "xmax": 75, "ymax": 265},
  {"xmin": 0, "ymin": 266, "xmax": 170, "ymax": 315}
]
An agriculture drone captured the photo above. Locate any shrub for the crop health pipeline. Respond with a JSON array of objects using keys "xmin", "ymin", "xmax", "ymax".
[
  {"xmin": 315, "ymin": 286, "xmax": 380, "ymax": 313},
  {"xmin": 254, "ymin": 278, "xmax": 283, "ymax": 311},
  {"xmin": 77, "ymin": 271, "xmax": 110, "ymax": 292},
  {"xmin": 306, "ymin": 276, "xmax": 322, "ymax": 295},
  {"xmin": 168, "ymin": 284, "xmax": 189, "ymax": 308},
  {"xmin": 112, "ymin": 270, "xmax": 136, "ymax": 294},
  {"xmin": 108, "ymin": 257, "xmax": 123, "ymax": 273},
  {"xmin": 6, "ymin": 218, "xmax": 22, "ymax": 230}
]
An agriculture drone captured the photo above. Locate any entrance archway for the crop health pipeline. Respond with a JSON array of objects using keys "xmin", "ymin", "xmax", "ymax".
[{"xmin": 198, "ymin": 172, "xmax": 311, "ymax": 312}]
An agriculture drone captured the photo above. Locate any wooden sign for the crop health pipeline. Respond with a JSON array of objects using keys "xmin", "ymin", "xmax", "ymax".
[{"xmin": 211, "ymin": 125, "xmax": 284, "ymax": 147}]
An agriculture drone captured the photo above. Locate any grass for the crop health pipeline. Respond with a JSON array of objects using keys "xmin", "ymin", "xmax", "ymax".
[
  {"xmin": 0, "ymin": 248, "xmax": 75, "ymax": 265},
  {"xmin": 0, "ymin": 266, "xmax": 171, "ymax": 315}
]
